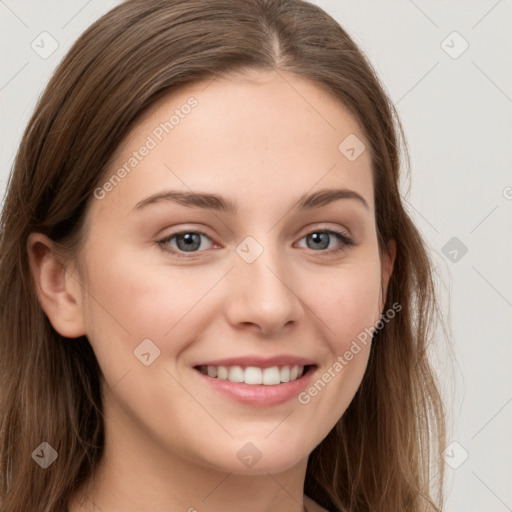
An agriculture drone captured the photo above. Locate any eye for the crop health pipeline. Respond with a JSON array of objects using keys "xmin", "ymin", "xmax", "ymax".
[
  {"xmin": 156, "ymin": 227, "xmax": 355, "ymax": 259},
  {"xmin": 296, "ymin": 229, "xmax": 355, "ymax": 255},
  {"xmin": 157, "ymin": 231, "xmax": 214, "ymax": 258}
]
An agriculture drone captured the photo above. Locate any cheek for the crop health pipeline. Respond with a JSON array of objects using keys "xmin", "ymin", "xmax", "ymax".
[
  {"xmin": 314, "ymin": 260, "xmax": 382, "ymax": 353},
  {"xmin": 82, "ymin": 241, "xmax": 216, "ymax": 339},
  {"xmin": 78, "ymin": 240, "xmax": 241, "ymax": 411},
  {"xmin": 291, "ymin": 267, "xmax": 380, "ymax": 445}
]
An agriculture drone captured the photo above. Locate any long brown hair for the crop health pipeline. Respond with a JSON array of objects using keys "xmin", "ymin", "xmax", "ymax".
[{"xmin": 0, "ymin": 0, "xmax": 446, "ymax": 510}]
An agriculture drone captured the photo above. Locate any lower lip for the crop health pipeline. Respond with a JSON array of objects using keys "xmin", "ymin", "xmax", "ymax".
[{"xmin": 194, "ymin": 366, "xmax": 316, "ymax": 407}]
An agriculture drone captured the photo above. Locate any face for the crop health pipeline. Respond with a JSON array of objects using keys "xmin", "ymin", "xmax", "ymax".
[{"xmin": 63, "ymin": 70, "xmax": 394, "ymax": 475}]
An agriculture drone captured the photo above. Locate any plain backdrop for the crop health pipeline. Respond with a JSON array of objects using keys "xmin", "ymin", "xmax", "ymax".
[{"xmin": 1, "ymin": 1, "xmax": 511, "ymax": 510}]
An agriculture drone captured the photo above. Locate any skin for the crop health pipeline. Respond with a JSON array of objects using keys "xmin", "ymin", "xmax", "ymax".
[{"xmin": 28, "ymin": 69, "xmax": 395, "ymax": 512}]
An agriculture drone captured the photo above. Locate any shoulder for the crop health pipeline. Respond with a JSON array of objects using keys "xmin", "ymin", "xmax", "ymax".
[{"xmin": 304, "ymin": 494, "xmax": 330, "ymax": 512}]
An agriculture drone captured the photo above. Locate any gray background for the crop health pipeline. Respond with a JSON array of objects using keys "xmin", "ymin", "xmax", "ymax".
[{"xmin": 1, "ymin": 1, "xmax": 511, "ymax": 510}]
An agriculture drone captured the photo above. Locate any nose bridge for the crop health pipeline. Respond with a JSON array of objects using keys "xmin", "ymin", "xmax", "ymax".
[{"xmin": 226, "ymin": 232, "xmax": 303, "ymax": 333}]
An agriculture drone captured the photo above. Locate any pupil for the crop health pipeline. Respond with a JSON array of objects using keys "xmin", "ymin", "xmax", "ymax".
[
  {"xmin": 178, "ymin": 233, "xmax": 200, "ymax": 251},
  {"xmin": 310, "ymin": 232, "xmax": 328, "ymax": 249}
]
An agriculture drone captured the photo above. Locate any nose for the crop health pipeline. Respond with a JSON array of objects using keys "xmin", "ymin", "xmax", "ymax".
[{"xmin": 224, "ymin": 241, "xmax": 305, "ymax": 336}]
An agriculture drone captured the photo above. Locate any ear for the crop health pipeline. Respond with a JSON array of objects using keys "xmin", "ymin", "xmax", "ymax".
[
  {"xmin": 379, "ymin": 238, "xmax": 396, "ymax": 312},
  {"xmin": 26, "ymin": 233, "xmax": 87, "ymax": 338}
]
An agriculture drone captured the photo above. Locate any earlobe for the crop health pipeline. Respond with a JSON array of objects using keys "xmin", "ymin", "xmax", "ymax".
[{"xmin": 26, "ymin": 233, "xmax": 86, "ymax": 338}]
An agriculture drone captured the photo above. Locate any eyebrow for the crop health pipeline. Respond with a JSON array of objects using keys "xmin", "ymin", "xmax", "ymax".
[{"xmin": 132, "ymin": 187, "xmax": 370, "ymax": 214}]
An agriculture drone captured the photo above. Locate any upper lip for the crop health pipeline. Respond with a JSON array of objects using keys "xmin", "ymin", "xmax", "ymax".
[{"xmin": 193, "ymin": 355, "xmax": 317, "ymax": 369}]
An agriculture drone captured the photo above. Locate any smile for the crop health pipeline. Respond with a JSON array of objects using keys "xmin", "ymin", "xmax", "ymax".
[
  {"xmin": 193, "ymin": 363, "xmax": 317, "ymax": 407},
  {"xmin": 196, "ymin": 364, "xmax": 306, "ymax": 385}
]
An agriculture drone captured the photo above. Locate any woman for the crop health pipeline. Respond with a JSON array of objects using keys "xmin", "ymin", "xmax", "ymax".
[{"xmin": 0, "ymin": 0, "xmax": 446, "ymax": 510}]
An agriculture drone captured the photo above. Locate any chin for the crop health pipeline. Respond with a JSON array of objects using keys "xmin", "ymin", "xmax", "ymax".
[{"xmin": 196, "ymin": 437, "xmax": 311, "ymax": 476}]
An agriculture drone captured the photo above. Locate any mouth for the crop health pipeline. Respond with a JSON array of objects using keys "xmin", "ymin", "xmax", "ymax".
[
  {"xmin": 194, "ymin": 364, "xmax": 315, "ymax": 385},
  {"xmin": 192, "ymin": 363, "xmax": 318, "ymax": 407}
]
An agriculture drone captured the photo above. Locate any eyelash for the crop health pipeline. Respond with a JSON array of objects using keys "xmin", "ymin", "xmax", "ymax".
[{"xmin": 156, "ymin": 228, "xmax": 355, "ymax": 259}]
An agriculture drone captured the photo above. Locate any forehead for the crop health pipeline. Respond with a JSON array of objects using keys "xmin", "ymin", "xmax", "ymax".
[{"xmin": 90, "ymin": 69, "xmax": 374, "ymax": 220}]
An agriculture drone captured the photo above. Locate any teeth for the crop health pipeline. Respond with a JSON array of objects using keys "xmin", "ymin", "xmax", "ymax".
[
  {"xmin": 228, "ymin": 365, "xmax": 244, "ymax": 383},
  {"xmin": 262, "ymin": 367, "xmax": 280, "ymax": 385},
  {"xmin": 217, "ymin": 366, "xmax": 228, "ymax": 380},
  {"xmin": 198, "ymin": 364, "xmax": 306, "ymax": 385},
  {"xmin": 280, "ymin": 365, "xmax": 290, "ymax": 382},
  {"xmin": 244, "ymin": 366, "xmax": 263, "ymax": 385}
]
